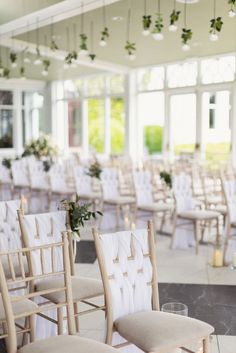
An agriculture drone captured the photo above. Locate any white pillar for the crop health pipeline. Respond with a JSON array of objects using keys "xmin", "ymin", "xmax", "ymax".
[
  {"xmin": 163, "ymin": 92, "xmax": 171, "ymax": 160},
  {"xmin": 82, "ymin": 98, "xmax": 89, "ymax": 158},
  {"xmin": 13, "ymin": 90, "xmax": 23, "ymax": 155},
  {"xmin": 231, "ymin": 83, "xmax": 236, "ymax": 167},
  {"xmin": 196, "ymin": 90, "xmax": 204, "ymax": 159},
  {"xmin": 125, "ymin": 71, "xmax": 138, "ymax": 162}
]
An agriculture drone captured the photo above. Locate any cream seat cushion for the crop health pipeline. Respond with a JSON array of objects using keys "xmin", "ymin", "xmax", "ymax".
[
  {"xmin": 115, "ymin": 311, "xmax": 214, "ymax": 352},
  {"xmin": 19, "ymin": 335, "xmax": 118, "ymax": 353},
  {"xmin": 104, "ymin": 196, "xmax": 136, "ymax": 205},
  {"xmin": 138, "ymin": 203, "xmax": 173, "ymax": 212},
  {"xmin": 36, "ymin": 276, "xmax": 104, "ymax": 303},
  {"xmin": 178, "ymin": 210, "xmax": 220, "ymax": 220},
  {"xmin": 0, "ymin": 295, "xmax": 38, "ymax": 321}
]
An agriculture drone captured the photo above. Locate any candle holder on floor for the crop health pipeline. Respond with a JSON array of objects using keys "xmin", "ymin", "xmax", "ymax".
[{"xmin": 211, "ymin": 233, "xmax": 223, "ymax": 268}]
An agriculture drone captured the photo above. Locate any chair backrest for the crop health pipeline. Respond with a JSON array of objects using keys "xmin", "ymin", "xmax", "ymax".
[
  {"xmin": 74, "ymin": 166, "xmax": 93, "ymax": 196},
  {"xmin": 133, "ymin": 170, "xmax": 153, "ymax": 206},
  {"xmin": 0, "ymin": 164, "xmax": 12, "ymax": 184},
  {"xmin": 172, "ymin": 173, "xmax": 194, "ymax": 212},
  {"xmin": 0, "ymin": 234, "xmax": 76, "ymax": 353},
  {"xmin": 17, "ymin": 210, "xmax": 74, "ymax": 276},
  {"xmin": 49, "ymin": 164, "xmax": 68, "ymax": 192},
  {"xmin": 0, "ymin": 200, "xmax": 22, "ymax": 252},
  {"xmin": 222, "ymin": 178, "xmax": 236, "ymax": 223},
  {"xmin": 93, "ymin": 221, "xmax": 159, "ymax": 324},
  {"xmin": 11, "ymin": 160, "xmax": 30, "ymax": 188},
  {"xmin": 28, "ymin": 160, "xmax": 49, "ymax": 190},
  {"xmin": 100, "ymin": 168, "xmax": 120, "ymax": 200}
]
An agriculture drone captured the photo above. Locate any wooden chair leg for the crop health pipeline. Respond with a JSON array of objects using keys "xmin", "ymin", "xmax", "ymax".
[
  {"xmin": 170, "ymin": 214, "xmax": 177, "ymax": 249},
  {"xmin": 57, "ymin": 307, "xmax": 64, "ymax": 335},
  {"xmin": 29, "ymin": 314, "xmax": 35, "ymax": 343},
  {"xmin": 203, "ymin": 336, "xmax": 209, "ymax": 353},
  {"xmin": 74, "ymin": 302, "xmax": 80, "ymax": 332},
  {"xmin": 22, "ymin": 317, "xmax": 29, "ymax": 346}
]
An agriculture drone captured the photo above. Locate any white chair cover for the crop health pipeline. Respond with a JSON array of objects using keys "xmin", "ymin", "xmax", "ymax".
[
  {"xmin": 172, "ymin": 174, "xmax": 195, "ymax": 249},
  {"xmin": 133, "ymin": 171, "xmax": 153, "ymax": 207},
  {"xmin": 11, "ymin": 160, "xmax": 30, "ymax": 188},
  {"xmin": 0, "ymin": 200, "xmax": 21, "ymax": 251},
  {"xmin": 74, "ymin": 166, "xmax": 93, "ymax": 197}
]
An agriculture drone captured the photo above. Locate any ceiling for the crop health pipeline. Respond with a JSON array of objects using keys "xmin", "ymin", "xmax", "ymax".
[
  {"xmin": 1, "ymin": 0, "xmax": 236, "ymax": 80},
  {"xmin": 0, "ymin": 0, "xmax": 63, "ymax": 24}
]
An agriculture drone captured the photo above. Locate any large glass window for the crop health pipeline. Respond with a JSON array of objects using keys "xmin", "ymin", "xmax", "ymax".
[
  {"xmin": 0, "ymin": 90, "xmax": 14, "ymax": 148},
  {"xmin": 87, "ymin": 76, "xmax": 105, "ymax": 97},
  {"xmin": 111, "ymin": 97, "xmax": 125, "ymax": 154},
  {"xmin": 167, "ymin": 62, "xmax": 197, "ymax": 88},
  {"xmin": 202, "ymin": 91, "xmax": 231, "ymax": 163},
  {"xmin": 201, "ymin": 56, "xmax": 235, "ymax": 84},
  {"xmin": 68, "ymin": 101, "xmax": 82, "ymax": 147},
  {"xmin": 170, "ymin": 93, "xmax": 196, "ymax": 155},
  {"xmin": 88, "ymin": 99, "xmax": 105, "ymax": 153},
  {"xmin": 22, "ymin": 92, "xmax": 44, "ymax": 144},
  {"xmin": 138, "ymin": 67, "xmax": 165, "ymax": 91},
  {"xmin": 138, "ymin": 92, "xmax": 164, "ymax": 154}
]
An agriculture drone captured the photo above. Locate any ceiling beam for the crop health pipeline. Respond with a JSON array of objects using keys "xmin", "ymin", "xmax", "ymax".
[
  {"xmin": 0, "ymin": 0, "xmax": 121, "ymax": 38},
  {"xmin": 1, "ymin": 37, "xmax": 129, "ymax": 74}
]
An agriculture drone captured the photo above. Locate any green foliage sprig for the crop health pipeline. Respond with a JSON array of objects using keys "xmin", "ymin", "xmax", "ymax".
[
  {"xmin": 170, "ymin": 9, "xmax": 181, "ymax": 25},
  {"xmin": 42, "ymin": 158, "xmax": 54, "ymax": 172},
  {"xmin": 3, "ymin": 68, "xmax": 10, "ymax": 79},
  {"xmin": 80, "ymin": 33, "xmax": 88, "ymax": 51},
  {"xmin": 22, "ymin": 135, "xmax": 58, "ymax": 160},
  {"xmin": 20, "ymin": 67, "xmax": 25, "ymax": 77},
  {"xmin": 228, "ymin": 0, "xmax": 236, "ymax": 5},
  {"xmin": 64, "ymin": 51, "xmax": 78, "ymax": 65},
  {"xmin": 125, "ymin": 41, "xmax": 136, "ymax": 55},
  {"xmin": 152, "ymin": 13, "xmax": 164, "ymax": 33},
  {"xmin": 160, "ymin": 171, "xmax": 172, "ymax": 188},
  {"xmin": 43, "ymin": 59, "xmax": 50, "ymax": 71},
  {"xmin": 10, "ymin": 52, "xmax": 17, "ymax": 64},
  {"xmin": 142, "ymin": 15, "xmax": 152, "ymax": 30},
  {"xmin": 88, "ymin": 53, "xmax": 96, "ymax": 62},
  {"xmin": 2, "ymin": 158, "xmax": 12, "ymax": 169},
  {"xmin": 181, "ymin": 28, "xmax": 193, "ymax": 44},
  {"xmin": 210, "ymin": 17, "xmax": 223, "ymax": 34},
  {"xmin": 60, "ymin": 196, "xmax": 102, "ymax": 237},
  {"xmin": 101, "ymin": 27, "xmax": 109, "ymax": 41},
  {"xmin": 50, "ymin": 40, "xmax": 59, "ymax": 51},
  {"xmin": 86, "ymin": 161, "xmax": 102, "ymax": 179}
]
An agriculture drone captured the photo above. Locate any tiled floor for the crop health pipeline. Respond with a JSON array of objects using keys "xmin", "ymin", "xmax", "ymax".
[{"xmin": 75, "ymin": 231, "xmax": 236, "ymax": 353}]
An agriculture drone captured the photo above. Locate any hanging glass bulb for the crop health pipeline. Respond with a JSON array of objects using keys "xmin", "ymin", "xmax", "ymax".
[
  {"xmin": 11, "ymin": 62, "xmax": 17, "ymax": 68},
  {"xmin": 142, "ymin": 29, "xmax": 150, "ymax": 36},
  {"xmin": 152, "ymin": 32, "xmax": 164, "ymax": 41},
  {"xmin": 99, "ymin": 39, "xmax": 107, "ymax": 47},
  {"xmin": 209, "ymin": 31, "xmax": 218, "ymax": 41},
  {"xmin": 169, "ymin": 24, "xmax": 178, "ymax": 32},
  {"xmin": 182, "ymin": 43, "xmax": 190, "ymax": 51},
  {"xmin": 228, "ymin": 8, "xmax": 236, "ymax": 17},
  {"xmin": 79, "ymin": 49, "xmax": 88, "ymax": 56},
  {"xmin": 127, "ymin": 53, "xmax": 136, "ymax": 61},
  {"xmin": 41, "ymin": 69, "xmax": 48, "ymax": 76},
  {"xmin": 24, "ymin": 56, "xmax": 31, "ymax": 64}
]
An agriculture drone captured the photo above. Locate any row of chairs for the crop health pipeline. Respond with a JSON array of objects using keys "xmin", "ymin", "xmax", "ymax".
[{"xmin": 0, "ymin": 210, "xmax": 213, "ymax": 353}]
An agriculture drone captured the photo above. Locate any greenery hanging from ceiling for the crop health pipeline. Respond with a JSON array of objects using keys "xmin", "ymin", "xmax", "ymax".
[
  {"xmin": 228, "ymin": 0, "xmax": 236, "ymax": 17},
  {"xmin": 100, "ymin": 0, "xmax": 109, "ymax": 46},
  {"xmin": 210, "ymin": 17, "xmax": 224, "ymax": 33},
  {"xmin": 142, "ymin": 0, "xmax": 152, "ymax": 35},
  {"xmin": 169, "ymin": 9, "xmax": 181, "ymax": 31},
  {"xmin": 125, "ymin": 5, "xmax": 136, "ymax": 60},
  {"xmin": 181, "ymin": 0, "xmax": 192, "ymax": 50},
  {"xmin": 152, "ymin": 0, "xmax": 164, "ymax": 40}
]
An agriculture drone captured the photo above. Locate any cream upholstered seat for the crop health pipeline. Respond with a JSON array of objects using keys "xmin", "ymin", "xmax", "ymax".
[
  {"xmin": 36, "ymin": 276, "xmax": 103, "ymax": 303},
  {"xmin": 104, "ymin": 196, "xmax": 135, "ymax": 205},
  {"xmin": 178, "ymin": 210, "xmax": 220, "ymax": 220},
  {"xmin": 115, "ymin": 311, "xmax": 213, "ymax": 353},
  {"xmin": 93, "ymin": 221, "xmax": 214, "ymax": 353},
  {"xmin": 19, "ymin": 335, "xmax": 118, "ymax": 353},
  {"xmin": 0, "ymin": 295, "xmax": 38, "ymax": 321}
]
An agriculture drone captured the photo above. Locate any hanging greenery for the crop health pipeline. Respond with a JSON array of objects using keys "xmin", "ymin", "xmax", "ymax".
[
  {"xmin": 64, "ymin": 51, "xmax": 78, "ymax": 65},
  {"xmin": 43, "ymin": 59, "xmax": 50, "ymax": 70},
  {"xmin": 181, "ymin": 28, "xmax": 193, "ymax": 44},
  {"xmin": 228, "ymin": 0, "xmax": 236, "ymax": 5},
  {"xmin": 152, "ymin": 13, "xmax": 164, "ymax": 34},
  {"xmin": 170, "ymin": 9, "xmax": 181, "ymax": 26},
  {"xmin": 60, "ymin": 196, "xmax": 102, "ymax": 238},
  {"xmin": 10, "ymin": 52, "xmax": 17, "ymax": 66},
  {"xmin": 88, "ymin": 53, "xmax": 96, "ymax": 61},
  {"xmin": 3, "ymin": 68, "xmax": 10, "ymax": 79},
  {"xmin": 125, "ymin": 41, "xmax": 136, "ymax": 56},
  {"xmin": 50, "ymin": 40, "xmax": 59, "ymax": 51},
  {"xmin": 80, "ymin": 33, "xmax": 88, "ymax": 52},
  {"xmin": 142, "ymin": 15, "xmax": 152, "ymax": 31},
  {"xmin": 2, "ymin": 158, "xmax": 12, "ymax": 169},
  {"xmin": 160, "ymin": 171, "xmax": 172, "ymax": 188},
  {"xmin": 20, "ymin": 66, "xmax": 25, "ymax": 78},
  {"xmin": 100, "ymin": 27, "xmax": 109, "ymax": 43},
  {"xmin": 210, "ymin": 17, "xmax": 223, "ymax": 33},
  {"xmin": 228, "ymin": 0, "xmax": 236, "ymax": 17}
]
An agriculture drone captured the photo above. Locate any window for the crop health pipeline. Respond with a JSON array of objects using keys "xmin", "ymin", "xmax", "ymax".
[
  {"xmin": 138, "ymin": 67, "xmax": 165, "ymax": 91},
  {"xmin": 111, "ymin": 97, "xmax": 125, "ymax": 154},
  {"xmin": 110, "ymin": 75, "xmax": 125, "ymax": 94},
  {"xmin": 22, "ymin": 92, "xmax": 44, "ymax": 144},
  {"xmin": 167, "ymin": 62, "xmax": 197, "ymax": 88},
  {"xmin": 88, "ymin": 99, "xmax": 105, "ymax": 153},
  {"xmin": 87, "ymin": 76, "xmax": 105, "ymax": 97},
  {"xmin": 68, "ymin": 101, "xmax": 82, "ymax": 147},
  {"xmin": 202, "ymin": 91, "xmax": 231, "ymax": 162},
  {"xmin": 0, "ymin": 90, "xmax": 14, "ymax": 148},
  {"xmin": 201, "ymin": 56, "xmax": 235, "ymax": 84},
  {"xmin": 138, "ymin": 92, "xmax": 164, "ymax": 154},
  {"xmin": 170, "ymin": 93, "xmax": 196, "ymax": 154}
]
